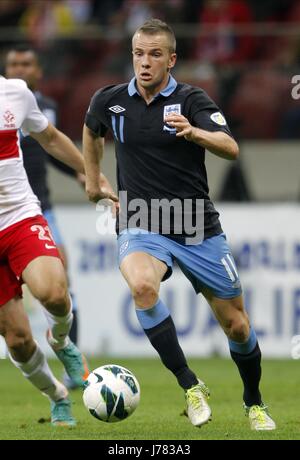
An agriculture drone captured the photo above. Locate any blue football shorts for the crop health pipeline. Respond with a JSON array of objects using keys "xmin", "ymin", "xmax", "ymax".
[{"xmin": 118, "ymin": 229, "xmax": 242, "ymax": 299}]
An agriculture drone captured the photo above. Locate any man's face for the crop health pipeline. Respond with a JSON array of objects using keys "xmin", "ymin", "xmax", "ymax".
[
  {"xmin": 132, "ymin": 32, "xmax": 176, "ymax": 93},
  {"xmin": 5, "ymin": 51, "xmax": 42, "ymax": 90}
]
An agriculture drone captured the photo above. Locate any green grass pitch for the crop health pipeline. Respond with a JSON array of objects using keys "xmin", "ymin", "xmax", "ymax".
[{"xmin": 0, "ymin": 357, "xmax": 299, "ymax": 440}]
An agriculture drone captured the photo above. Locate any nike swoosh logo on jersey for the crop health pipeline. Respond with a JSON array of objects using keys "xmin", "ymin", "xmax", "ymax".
[{"xmin": 45, "ymin": 244, "xmax": 56, "ymax": 250}]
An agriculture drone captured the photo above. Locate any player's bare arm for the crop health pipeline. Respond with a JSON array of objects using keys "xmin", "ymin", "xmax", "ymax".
[
  {"xmin": 99, "ymin": 173, "xmax": 116, "ymax": 197},
  {"xmin": 165, "ymin": 113, "xmax": 239, "ymax": 160},
  {"xmin": 82, "ymin": 124, "xmax": 118, "ymax": 203},
  {"xmin": 30, "ymin": 122, "xmax": 85, "ymax": 173},
  {"xmin": 76, "ymin": 171, "xmax": 115, "ymax": 198}
]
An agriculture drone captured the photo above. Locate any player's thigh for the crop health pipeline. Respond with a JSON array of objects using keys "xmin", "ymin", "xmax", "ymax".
[
  {"xmin": 44, "ymin": 208, "xmax": 68, "ymax": 267},
  {"xmin": 120, "ymin": 252, "xmax": 168, "ymax": 293},
  {"xmin": 57, "ymin": 244, "xmax": 68, "ymax": 269},
  {"xmin": 22, "ymin": 255, "xmax": 68, "ymax": 300},
  {"xmin": 202, "ymin": 288, "xmax": 249, "ymax": 334},
  {"xmin": 0, "ymin": 296, "xmax": 33, "ymax": 341},
  {"xmin": 0, "ymin": 260, "xmax": 23, "ymax": 310},
  {"xmin": 43, "ymin": 209, "xmax": 65, "ymax": 259},
  {"xmin": 7, "ymin": 215, "xmax": 66, "ymax": 294}
]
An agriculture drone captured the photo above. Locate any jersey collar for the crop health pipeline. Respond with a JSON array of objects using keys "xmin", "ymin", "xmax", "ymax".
[{"xmin": 128, "ymin": 75, "xmax": 177, "ymax": 98}]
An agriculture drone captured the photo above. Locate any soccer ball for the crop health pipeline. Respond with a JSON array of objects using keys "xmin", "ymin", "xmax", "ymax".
[{"xmin": 83, "ymin": 364, "xmax": 140, "ymax": 423}]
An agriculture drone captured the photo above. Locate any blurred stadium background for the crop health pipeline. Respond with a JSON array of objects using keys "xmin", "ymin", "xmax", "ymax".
[{"xmin": 0, "ymin": 0, "xmax": 300, "ymax": 361}]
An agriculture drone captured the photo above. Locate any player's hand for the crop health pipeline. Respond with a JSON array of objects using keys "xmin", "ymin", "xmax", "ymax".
[
  {"xmin": 98, "ymin": 173, "xmax": 119, "ymax": 216},
  {"xmin": 164, "ymin": 113, "xmax": 196, "ymax": 142},
  {"xmin": 101, "ymin": 186, "xmax": 120, "ymax": 217},
  {"xmin": 86, "ymin": 184, "xmax": 119, "ymax": 204},
  {"xmin": 76, "ymin": 172, "xmax": 86, "ymax": 189}
]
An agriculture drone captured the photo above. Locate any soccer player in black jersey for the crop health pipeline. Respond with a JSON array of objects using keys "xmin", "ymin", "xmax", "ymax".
[
  {"xmin": 83, "ymin": 19, "xmax": 276, "ymax": 430},
  {"xmin": 5, "ymin": 46, "xmax": 89, "ymax": 388}
]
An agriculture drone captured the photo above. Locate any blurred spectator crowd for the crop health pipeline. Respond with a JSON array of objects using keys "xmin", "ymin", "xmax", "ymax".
[{"xmin": 0, "ymin": 0, "xmax": 299, "ymax": 140}]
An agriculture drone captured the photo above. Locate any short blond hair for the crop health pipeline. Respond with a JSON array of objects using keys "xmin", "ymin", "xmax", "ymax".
[{"xmin": 133, "ymin": 18, "xmax": 176, "ymax": 53}]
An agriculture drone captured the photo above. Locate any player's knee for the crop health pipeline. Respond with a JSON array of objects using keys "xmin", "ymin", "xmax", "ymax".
[
  {"xmin": 228, "ymin": 318, "xmax": 250, "ymax": 343},
  {"xmin": 6, "ymin": 329, "xmax": 34, "ymax": 357},
  {"xmin": 132, "ymin": 279, "xmax": 158, "ymax": 308},
  {"xmin": 37, "ymin": 282, "xmax": 69, "ymax": 313}
]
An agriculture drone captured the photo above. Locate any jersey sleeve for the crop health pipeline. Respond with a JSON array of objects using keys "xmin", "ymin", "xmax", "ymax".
[
  {"xmin": 42, "ymin": 107, "xmax": 57, "ymax": 126},
  {"xmin": 187, "ymin": 89, "xmax": 233, "ymax": 137},
  {"xmin": 21, "ymin": 88, "xmax": 49, "ymax": 136},
  {"xmin": 85, "ymin": 88, "xmax": 109, "ymax": 137}
]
